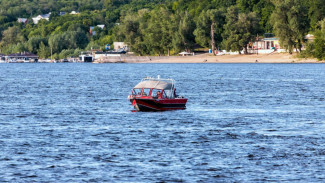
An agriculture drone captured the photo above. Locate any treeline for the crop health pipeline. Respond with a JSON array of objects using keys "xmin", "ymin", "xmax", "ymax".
[{"xmin": 0, "ymin": 0, "xmax": 324, "ymax": 60}]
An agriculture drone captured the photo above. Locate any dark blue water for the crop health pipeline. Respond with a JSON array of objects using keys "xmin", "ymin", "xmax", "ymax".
[{"xmin": 0, "ymin": 63, "xmax": 324, "ymax": 182}]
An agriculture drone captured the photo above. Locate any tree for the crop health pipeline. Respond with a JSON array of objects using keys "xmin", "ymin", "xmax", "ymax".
[
  {"xmin": 1, "ymin": 26, "xmax": 24, "ymax": 46},
  {"xmin": 0, "ymin": 0, "xmax": 320, "ymax": 57},
  {"xmin": 143, "ymin": 6, "xmax": 176, "ymax": 55},
  {"xmin": 237, "ymin": 0, "xmax": 260, "ymax": 13},
  {"xmin": 27, "ymin": 36, "xmax": 47, "ymax": 53},
  {"xmin": 13, "ymin": 43, "xmax": 28, "ymax": 53},
  {"xmin": 194, "ymin": 9, "xmax": 224, "ymax": 55},
  {"xmin": 59, "ymin": 49, "xmax": 75, "ymax": 59},
  {"xmin": 65, "ymin": 31, "xmax": 89, "ymax": 49},
  {"xmin": 85, "ymin": 41, "xmax": 102, "ymax": 50},
  {"xmin": 98, "ymin": 35, "xmax": 114, "ymax": 47},
  {"xmin": 68, "ymin": 23, "xmax": 87, "ymax": 32},
  {"xmin": 48, "ymin": 30, "xmax": 89, "ymax": 54},
  {"xmin": 173, "ymin": 11, "xmax": 196, "ymax": 53},
  {"xmin": 308, "ymin": 0, "xmax": 325, "ymax": 31},
  {"xmin": 48, "ymin": 33, "xmax": 66, "ymax": 54},
  {"xmin": 222, "ymin": 6, "xmax": 259, "ymax": 54},
  {"xmin": 120, "ymin": 7, "xmax": 177, "ymax": 56},
  {"xmin": 213, "ymin": 0, "xmax": 237, "ymax": 7},
  {"xmin": 119, "ymin": 10, "xmax": 144, "ymax": 54},
  {"xmin": 313, "ymin": 19, "xmax": 325, "ymax": 60},
  {"xmin": 270, "ymin": 0, "xmax": 309, "ymax": 53},
  {"xmin": 252, "ymin": 0, "xmax": 274, "ymax": 33},
  {"xmin": 104, "ymin": 0, "xmax": 131, "ymax": 9},
  {"xmin": 38, "ymin": 42, "xmax": 50, "ymax": 58}
]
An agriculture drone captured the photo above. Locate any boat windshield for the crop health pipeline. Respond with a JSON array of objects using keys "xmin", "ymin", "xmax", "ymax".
[
  {"xmin": 151, "ymin": 89, "xmax": 162, "ymax": 98},
  {"xmin": 132, "ymin": 88, "xmax": 142, "ymax": 95},
  {"xmin": 165, "ymin": 90, "xmax": 172, "ymax": 98},
  {"xmin": 142, "ymin": 88, "xmax": 151, "ymax": 96}
]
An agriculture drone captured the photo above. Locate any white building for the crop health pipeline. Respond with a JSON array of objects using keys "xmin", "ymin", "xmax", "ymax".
[
  {"xmin": 32, "ymin": 13, "xmax": 51, "ymax": 24},
  {"xmin": 70, "ymin": 11, "xmax": 80, "ymax": 15},
  {"xmin": 97, "ymin": 24, "xmax": 105, "ymax": 29},
  {"xmin": 17, "ymin": 18, "xmax": 28, "ymax": 24},
  {"xmin": 113, "ymin": 42, "xmax": 129, "ymax": 52}
]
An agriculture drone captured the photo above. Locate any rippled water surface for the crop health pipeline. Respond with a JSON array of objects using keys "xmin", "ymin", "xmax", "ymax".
[{"xmin": 0, "ymin": 63, "xmax": 325, "ymax": 182}]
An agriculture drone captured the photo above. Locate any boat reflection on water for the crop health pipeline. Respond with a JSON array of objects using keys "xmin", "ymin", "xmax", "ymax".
[{"xmin": 128, "ymin": 75, "xmax": 188, "ymax": 111}]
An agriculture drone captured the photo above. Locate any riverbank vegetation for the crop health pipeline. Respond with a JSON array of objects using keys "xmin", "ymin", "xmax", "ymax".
[{"xmin": 0, "ymin": 0, "xmax": 324, "ymax": 60}]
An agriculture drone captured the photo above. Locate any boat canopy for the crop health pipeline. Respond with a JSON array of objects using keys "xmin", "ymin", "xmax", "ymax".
[
  {"xmin": 134, "ymin": 76, "xmax": 174, "ymax": 90},
  {"xmin": 134, "ymin": 80, "xmax": 173, "ymax": 90}
]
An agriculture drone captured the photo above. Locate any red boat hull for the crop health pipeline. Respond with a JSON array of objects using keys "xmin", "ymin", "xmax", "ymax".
[{"xmin": 129, "ymin": 98, "xmax": 187, "ymax": 111}]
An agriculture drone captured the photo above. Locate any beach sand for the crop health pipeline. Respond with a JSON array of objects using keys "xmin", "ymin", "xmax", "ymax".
[
  {"xmin": 94, "ymin": 52, "xmax": 324, "ymax": 64},
  {"xmin": 138, "ymin": 53, "xmax": 322, "ymax": 63}
]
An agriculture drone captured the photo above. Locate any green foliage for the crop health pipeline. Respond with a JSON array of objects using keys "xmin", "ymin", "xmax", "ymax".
[
  {"xmin": 85, "ymin": 41, "xmax": 102, "ymax": 50},
  {"xmin": 300, "ymin": 19, "xmax": 325, "ymax": 60},
  {"xmin": 38, "ymin": 42, "xmax": 50, "ymax": 59},
  {"xmin": 252, "ymin": 0, "xmax": 274, "ymax": 33},
  {"xmin": 48, "ymin": 30, "xmax": 89, "ymax": 54},
  {"xmin": 299, "ymin": 42, "xmax": 314, "ymax": 58},
  {"xmin": 27, "ymin": 36, "xmax": 47, "ymax": 53},
  {"xmin": 1, "ymin": 26, "xmax": 25, "ymax": 46},
  {"xmin": 270, "ymin": 0, "xmax": 309, "ymax": 53},
  {"xmin": 194, "ymin": 11, "xmax": 213, "ymax": 47},
  {"xmin": 118, "ymin": 11, "xmax": 144, "ymax": 54},
  {"xmin": 194, "ymin": 9, "xmax": 225, "ymax": 52},
  {"xmin": 143, "ymin": 7, "xmax": 176, "ymax": 55},
  {"xmin": 222, "ymin": 6, "xmax": 259, "ymax": 54},
  {"xmin": 59, "ymin": 49, "xmax": 75, "ymax": 59},
  {"xmin": 313, "ymin": 19, "xmax": 325, "ymax": 60},
  {"xmin": 119, "ymin": 7, "xmax": 178, "ymax": 55},
  {"xmin": 0, "ymin": 0, "xmax": 323, "ymax": 58},
  {"xmin": 98, "ymin": 35, "xmax": 114, "ymax": 47},
  {"xmin": 237, "ymin": 0, "xmax": 260, "ymax": 13},
  {"xmin": 173, "ymin": 11, "xmax": 196, "ymax": 53},
  {"xmin": 308, "ymin": 0, "xmax": 325, "ymax": 30}
]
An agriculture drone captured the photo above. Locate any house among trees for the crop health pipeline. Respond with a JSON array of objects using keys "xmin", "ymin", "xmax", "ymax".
[
  {"xmin": 305, "ymin": 34, "xmax": 315, "ymax": 42},
  {"xmin": 248, "ymin": 33, "xmax": 284, "ymax": 54},
  {"xmin": 113, "ymin": 42, "xmax": 129, "ymax": 52},
  {"xmin": 32, "ymin": 13, "xmax": 51, "ymax": 24},
  {"xmin": 70, "ymin": 11, "xmax": 80, "ymax": 15},
  {"xmin": 89, "ymin": 25, "xmax": 105, "ymax": 35},
  {"xmin": 17, "ymin": 18, "xmax": 28, "ymax": 24},
  {"xmin": 249, "ymin": 33, "xmax": 316, "ymax": 54},
  {"xmin": 97, "ymin": 25, "xmax": 105, "ymax": 29},
  {"xmin": 59, "ymin": 12, "xmax": 66, "ymax": 16},
  {"xmin": 89, "ymin": 26, "xmax": 95, "ymax": 35},
  {"xmin": 253, "ymin": 37, "xmax": 280, "ymax": 50}
]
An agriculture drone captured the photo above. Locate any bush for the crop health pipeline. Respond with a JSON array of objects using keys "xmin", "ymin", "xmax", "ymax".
[
  {"xmin": 313, "ymin": 31, "xmax": 325, "ymax": 60},
  {"xmin": 300, "ymin": 42, "xmax": 315, "ymax": 58},
  {"xmin": 59, "ymin": 49, "xmax": 75, "ymax": 59}
]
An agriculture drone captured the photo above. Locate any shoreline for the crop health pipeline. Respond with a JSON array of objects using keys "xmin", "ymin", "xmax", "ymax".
[{"xmin": 94, "ymin": 53, "xmax": 324, "ymax": 64}]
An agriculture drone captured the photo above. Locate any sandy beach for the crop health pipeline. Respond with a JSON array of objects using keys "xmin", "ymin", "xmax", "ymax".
[
  {"xmin": 139, "ymin": 53, "xmax": 323, "ymax": 63},
  {"xmin": 94, "ymin": 52, "xmax": 324, "ymax": 64}
]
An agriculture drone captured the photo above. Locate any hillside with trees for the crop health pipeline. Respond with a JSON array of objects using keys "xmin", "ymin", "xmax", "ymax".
[{"xmin": 0, "ymin": 0, "xmax": 324, "ymax": 60}]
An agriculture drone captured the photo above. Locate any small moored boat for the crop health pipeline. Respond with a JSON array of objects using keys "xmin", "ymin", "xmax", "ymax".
[{"xmin": 128, "ymin": 76, "xmax": 187, "ymax": 111}]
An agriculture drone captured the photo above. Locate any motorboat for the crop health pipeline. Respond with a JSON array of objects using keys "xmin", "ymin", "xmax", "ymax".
[{"xmin": 128, "ymin": 76, "xmax": 187, "ymax": 111}]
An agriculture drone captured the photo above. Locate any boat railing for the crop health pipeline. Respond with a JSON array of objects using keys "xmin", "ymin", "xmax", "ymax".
[{"xmin": 142, "ymin": 77, "xmax": 174, "ymax": 83}]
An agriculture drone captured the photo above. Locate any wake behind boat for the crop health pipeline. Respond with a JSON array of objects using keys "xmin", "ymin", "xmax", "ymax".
[{"xmin": 128, "ymin": 76, "xmax": 187, "ymax": 111}]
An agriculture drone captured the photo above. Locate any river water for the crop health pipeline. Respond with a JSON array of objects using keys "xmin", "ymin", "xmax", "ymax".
[{"xmin": 0, "ymin": 63, "xmax": 324, "ymax": 182}]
